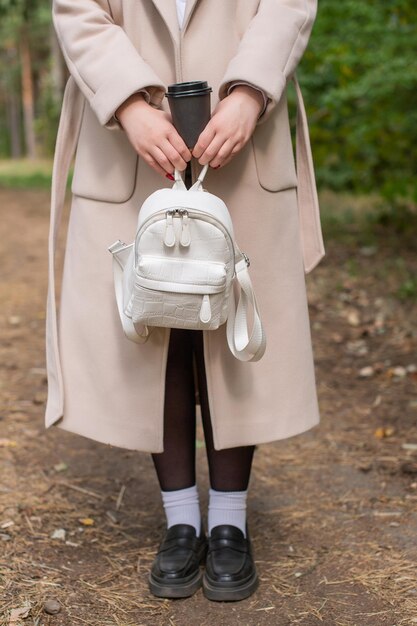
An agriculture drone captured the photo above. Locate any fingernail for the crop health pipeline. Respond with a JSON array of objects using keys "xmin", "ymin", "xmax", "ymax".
[{"xmin": 165, "ymin": 173, "xmax": 175, "ymax": 181}]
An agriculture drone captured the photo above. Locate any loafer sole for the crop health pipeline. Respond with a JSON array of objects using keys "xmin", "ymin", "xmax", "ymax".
[
  {"xmin": 202, "ymin": 570, "xmax": 259, "ymax": 602},
  {"xmin": 148, "ymin": 567, "xmax": 203, "ymax": 598}
]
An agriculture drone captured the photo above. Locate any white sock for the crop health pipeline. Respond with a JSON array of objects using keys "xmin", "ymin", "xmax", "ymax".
[
  {"xmin": 161, "ymin": 485, "xmax": 201, "ymax": 536},
  {"xmin": 208, "ymin": 488, "xmax": 248, "ymax": 537}
]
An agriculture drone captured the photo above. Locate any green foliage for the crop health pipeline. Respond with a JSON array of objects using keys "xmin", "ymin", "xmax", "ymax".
[
  {"xmin": 0, "ymin": 0, "xmax": 54, "ymax": 157},
  {"xmin": 0, "ymin": 0, "xmax": 416, "ymax": 205},
  {"xmin": 0, "ymin": 158, "xmax": 73, "ymax": 188},
  {"xmin": 0, "ymin": 0, "xmax": 41, "ymax": 18},
  {"xmin": 298, "ymin": 0, "xmax": 417, "ymax": 200}
]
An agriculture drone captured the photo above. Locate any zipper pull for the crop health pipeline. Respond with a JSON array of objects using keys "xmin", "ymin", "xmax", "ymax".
[
  {"xmin": 199, "ymin": 295, "xmax": 212, "ymax": 323},
  {"xmin": 164, "ymin": 210, "xmax": 176, "ymax": 247},
  {"xmin": 180, "ymin": 210, "xmax": 191, "ymax": 247}
]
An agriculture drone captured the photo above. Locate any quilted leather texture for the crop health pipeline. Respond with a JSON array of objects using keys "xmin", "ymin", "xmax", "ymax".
[{"xmin": 131, "ymin": 285, "xmax": 229, "ymax": 330}]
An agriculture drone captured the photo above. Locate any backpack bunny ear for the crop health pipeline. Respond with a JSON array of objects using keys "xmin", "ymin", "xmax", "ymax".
[
  {"xmin": 189, "ymin": 163, "xmax": 209, "ymax": 191},
  {"xmin": 172, "ymin": 168, "xmax": 188, "ymax": 190}
]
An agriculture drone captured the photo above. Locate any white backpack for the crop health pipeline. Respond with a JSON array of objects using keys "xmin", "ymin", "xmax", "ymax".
[{"xmin": 108, "ymin": 164, "xmax": 266, "ymax": 362}]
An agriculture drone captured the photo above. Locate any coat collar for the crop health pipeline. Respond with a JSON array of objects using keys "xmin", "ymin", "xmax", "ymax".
[{"xmin": 150, "ymin": 0, "xmax": 200, "ymax": 45}]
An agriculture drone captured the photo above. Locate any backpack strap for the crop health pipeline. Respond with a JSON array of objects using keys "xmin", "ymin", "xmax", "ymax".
[
  {"xmin": 226, "ymin": 246, "xmax": 266, "ymax": 362},
  {"xmin": 293, "ymin": 74, "xmax": 325, "ymax": 273}
]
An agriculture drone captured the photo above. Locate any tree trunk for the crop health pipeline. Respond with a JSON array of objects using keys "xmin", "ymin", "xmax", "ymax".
[
  {"xmin": 20, "ymin": 22, "xmax": 37, "ymax": 159},
  {"xmin": 7, "ymin": 90, "xmax": 22, "ymax": 159}
]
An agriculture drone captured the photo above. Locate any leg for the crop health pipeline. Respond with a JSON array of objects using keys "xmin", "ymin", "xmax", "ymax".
[
  {"xmin": 192, "ymin": 330, "xmax": 255, "ymax": 493},
  {"xmin": 148, "ymin": 328, "xmax": 206, "ymax": 599},
  {"xmin": 151, "ymin": 328, "xmax": 196, "ymax": 491},
  {"xmin": 192, "ymin": 330, "xmax": 259, "ymax": 601}
]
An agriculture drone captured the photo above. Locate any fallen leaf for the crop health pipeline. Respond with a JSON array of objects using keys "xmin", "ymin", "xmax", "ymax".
[
  {"xmin": 359, "ymin": 366, "xmax": 374, "ymax": 378},
  {"xmin": 8, "ymin": 604, "xmax": 31, "ymax": 624},
  {"xmin": 51, "ymin": 528, "xmax": 66, "ymax": 541},
  {"xmin": 8, "ymin": 316, "xmax": 21, "ymax": 326},
  {"xmin": 392, "ymin": 366, "xmax": 407, "ymax": 378},
  {"xmin": 1, "ymin": 521, "xmax": 14, "ymax": 529},
  {"xmin": 372, "ymin": 395, "xmax": 382, "ymax": 407},
  {"xmin": 0, "ymin": 439, "xmax": 17, "ymax": 448},
  {"xmin": 53, "ymin": 462, "xmax": 68, "ymax": 473},
  {"xmin": 347, "ymin": 310, "xmax": 361, "ymax": 327},
  {"xmin": 346, "ymin": 339, "xmax": 368, "ymax": 356},
  {"xmin": 402, "ymin": 443, "xmax": 417, "ymax": 451},
  {"xmin": 374, "ymin": 426, "xmax": 395, "ymax": 439}
]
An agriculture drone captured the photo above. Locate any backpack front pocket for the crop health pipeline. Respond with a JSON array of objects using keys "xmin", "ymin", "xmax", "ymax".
[
  {"xmin": 129, "ymin": 255, "xmax": 229, "ymax": 329},
  {"xmin": 135, "ymin": 256, "xmax": 227, "ymax": 293}
]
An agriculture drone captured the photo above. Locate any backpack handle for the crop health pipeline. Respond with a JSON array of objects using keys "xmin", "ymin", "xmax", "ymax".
[{"xmin": 173, "ymin": 163, "xmax": 209, "ymax": 191}]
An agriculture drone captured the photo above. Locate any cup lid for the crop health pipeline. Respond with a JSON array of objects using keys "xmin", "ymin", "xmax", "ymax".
[{"xmin": 166, "ymin": 80, "xmax": 212, "ymax": 97}]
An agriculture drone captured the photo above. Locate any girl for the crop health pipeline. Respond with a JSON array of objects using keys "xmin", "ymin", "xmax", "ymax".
[{"xmin": 46, "ymin": 0, "xmax": 324, "ymax": 602}]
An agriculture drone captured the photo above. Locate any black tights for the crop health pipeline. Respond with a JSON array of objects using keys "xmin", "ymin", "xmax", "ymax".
[{"xmin": 151, "ymin": 328, "xmax": 255, "ymax": 492}]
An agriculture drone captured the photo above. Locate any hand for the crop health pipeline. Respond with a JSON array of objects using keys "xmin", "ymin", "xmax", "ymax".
[
  {"xmin": 116, "ymin": 93, "xmax": 192, "ymax": 179},
  {"xmin": 191, "ymin": 85, "xmax": 264, "ymax": 169}
]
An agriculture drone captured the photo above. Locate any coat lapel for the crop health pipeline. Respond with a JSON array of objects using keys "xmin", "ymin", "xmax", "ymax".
[
  {"xmin": 150, "ymin": 0, "xmax": 200, "ymax": 45},
  {"xmin": 182, "ymin": 0, "xmax": 200, "ymax": 31}
]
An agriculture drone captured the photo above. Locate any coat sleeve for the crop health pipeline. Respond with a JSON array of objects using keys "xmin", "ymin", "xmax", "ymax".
[
  {"xmin": 226, "ymin": 81, "xmax": 271, "ymax": 120},
  {"xmin": 218, "ymin": 0, "xmax": 317, "ymax": 125},
  {"xmin": 52, "ymin": 0, "xmax": 167, "ymax": 128}
]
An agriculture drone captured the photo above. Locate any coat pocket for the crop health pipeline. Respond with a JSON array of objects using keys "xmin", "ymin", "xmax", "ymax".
[
  {"xmin": 71, "ymin": 102, "xmax": 138, "ymax": 204},
  {"xmin": 251, "ymin": 92, "xmax": 298, "ymax": 193}
]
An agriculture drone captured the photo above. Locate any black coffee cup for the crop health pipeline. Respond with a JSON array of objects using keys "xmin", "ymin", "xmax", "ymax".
[{"xmin": 165, "ymin": 81, "xmax": 212, "ymax": 149}]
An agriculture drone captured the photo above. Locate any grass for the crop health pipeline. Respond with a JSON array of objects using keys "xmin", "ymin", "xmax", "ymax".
[{"xmin": 0, "ymin": 159, "xmax": 73, "ymax": 189}]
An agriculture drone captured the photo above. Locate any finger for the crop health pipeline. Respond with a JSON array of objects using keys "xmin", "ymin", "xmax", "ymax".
[
  {"xmin": 192, "ymin": 124, "xmax": 217, "ymax": 159},
  {"xmin": 209, "ymin": 138, "xmax": 239, "ymax": 168},
  {"xmin": 160, "ymin": 137, "xmax": 189, "ymax": 171},
  {"xmin": 150, "ymin": 145, "xmax": 177, "ymax": 175},
  {"xmin": 167, "ymin": 130, "xmax": 192, "ymax": 163},
  {"xmin": 196, "ymin": 133, "xmax": 229, "ymax": 166}
]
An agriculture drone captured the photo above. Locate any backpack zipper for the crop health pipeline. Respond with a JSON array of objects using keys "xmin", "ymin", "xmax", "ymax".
[{"xmin": 136, "ymin": 208, "xmax": 236, "ymax": 270}]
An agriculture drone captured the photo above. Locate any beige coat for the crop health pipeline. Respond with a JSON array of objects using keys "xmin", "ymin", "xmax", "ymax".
[{"xmin": 46, "ymin": 0, "xmax": 325, "ymax": 452}]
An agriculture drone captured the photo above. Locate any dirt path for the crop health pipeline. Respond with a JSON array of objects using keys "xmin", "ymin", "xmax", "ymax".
[{"xmin": 1, "ymin": 189, "xmax": 416, "ymax": 626}]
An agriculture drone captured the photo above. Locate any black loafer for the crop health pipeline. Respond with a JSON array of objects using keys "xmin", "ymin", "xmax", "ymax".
[
  {"xmin": 148, "ymin": 523, "xmax": 207, "ymax": 598},
  {"xmin": 203, "ymin": 524, "xmax": 259, "ymax": 601}
]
